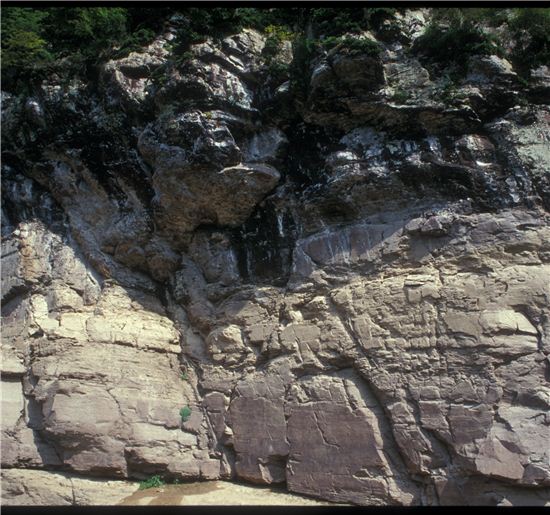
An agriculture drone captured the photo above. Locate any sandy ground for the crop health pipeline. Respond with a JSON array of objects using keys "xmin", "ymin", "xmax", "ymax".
[{"xmin": 118, "ymin": 480, "xmax": 340, "ymax": 505}]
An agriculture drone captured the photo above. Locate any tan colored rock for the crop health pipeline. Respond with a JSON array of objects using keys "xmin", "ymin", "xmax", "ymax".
[
  {"xmin": 20, "ymin": 332, "xmax": 211, "ymax": 477},
  {"xmin": 1, "ymin": 346, "xmax": 26, "ymax": 375},
  {"xmin": 55, "ymin": 312, "xmax": 88, "ymax": 339},
  {"xmin": 480, "ymin": 310, "xmax": 538, "ymax": 335},
  {"xmin": 1, "ymin": 469, "xmax": 138, "ymax": 505},
  {"xmin": 206, "ymin": 324, "xmax": 250, "ymax": 365},
  {"xmin": 86, "ymin": 312, "xmax": 179, "ymax": 351},
  {"xmin": 1, "ymin": 379, "xmax": 24, "ymax": 429},
  {"xmin": 444, "ymin": 312, "xmax": 482, "ymax": 338}
]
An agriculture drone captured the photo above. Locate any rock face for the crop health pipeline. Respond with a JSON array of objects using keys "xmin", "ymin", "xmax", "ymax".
[
  {"xmin": 1, "ymin": 469, "xmax": 137, "ymax": 506},
  {"xmin": 2, "ymin": 11, "xmax": 550, "ymax": 507}
]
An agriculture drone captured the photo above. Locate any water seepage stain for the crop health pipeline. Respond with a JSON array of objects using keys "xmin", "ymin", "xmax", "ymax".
[
  {"xmin": 120, "ymin": 482, "xmax": 220, "ymax": 506},
  {"xmin": 118, "ymin": 480, "xmax": 336, "ymax": 505}
]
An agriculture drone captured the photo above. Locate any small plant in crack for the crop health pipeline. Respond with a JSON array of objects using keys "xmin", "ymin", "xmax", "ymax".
[
  {"xmin": 180, "ymin": 406, "xmax": 192, "ymax": 422},
  {"xmin": 391, "ymin": 88, "xmax": 410, "ymax": 103},
  {"xmin": 138, "ymin": 475, "xmax": 165, "ymax": 490},
  {"xmin": 180, "ymin": 371, "xmax": 188, "ymax": 381}
]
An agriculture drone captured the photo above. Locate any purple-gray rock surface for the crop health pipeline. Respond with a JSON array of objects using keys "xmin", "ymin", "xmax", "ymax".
[{"xmin": 2, "ymin": 9, "xmax": 549, "ymax": 506}]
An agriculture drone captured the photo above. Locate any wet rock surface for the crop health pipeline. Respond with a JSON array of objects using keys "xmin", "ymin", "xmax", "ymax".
[
  {"xmin": 0, "ymin": 469, "xmax": 332, "ymax": 506},
  {"xmin": 2, "ymin": 10, "xmax": 550, "ymax": 507},
  {"xmin": 117, "ymin": 480, "xmax": 337, "ymax": 506}
]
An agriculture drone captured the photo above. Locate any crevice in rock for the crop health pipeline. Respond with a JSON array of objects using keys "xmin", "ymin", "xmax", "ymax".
[{"xmin": 352, "ymin": 370, "xmax": 425, "ymax": 497}]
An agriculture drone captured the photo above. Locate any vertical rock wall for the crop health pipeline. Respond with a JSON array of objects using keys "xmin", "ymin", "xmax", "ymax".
[{"xmin": 2, "ymin": 10, "xmax": 550, "ymax": 506}]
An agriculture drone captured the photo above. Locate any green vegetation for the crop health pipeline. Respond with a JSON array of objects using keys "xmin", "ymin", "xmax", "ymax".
[
  {"xmin": 321, "ymin": 36, "xmax": 381, "ymax": 57},
  {"xmin": 0, "ymin": 8, "xmax": 52, "ymax": 69},
  {"xmin": 180, "ymin": 371, "xmax": 188, "ymax": 380},
  {"xmin": 2, "ymin": 7, "xmax": 548, "ymax": 91},
  {"xmin": 414, "ymin": 18, "xmax": 502, "ymax": 69},
  {"xmin": 48, "ymin": 8, "xmax": 129, "ymax": 58},
  {"xmin": 440, "ymin": 78, "xmax": 460, "ymax": 105},
  {"xmin": 266, "ymin": 61, "xmax": 290, "ymax": 82},
  {"xmin": 310, "ymin": 7, "xmax": 397, "ymax": 37},
  {"xmin": 414, "ymin": 8, "xmax": 550, "ymax": 75},
  {"xmin": 507, "ymin": 8, "xmax": 550, "ymax": 70},
  {"xmin": 111, "ymin": 27, "xmax": 156, "ymax": 59},
  {"xmin": 288, "ymin": 35, "xmax": 317, "ymax": 100},
  {"xmin": 2, "ymin": 7, "xmax": 130, "ymax": 68},
  {"xmin": 168, "ymin": 8, "xmax": 302, "ymax": 56},
  {"xmin": 138, "ymin": 475, "xmax": 165, "ymax": 490},
  {"xmin": 169, "ymin": 8, "xmax": 239, "ymax": 52},
  {"xmin": 239, "ymin": 8, "xmax": 303, "ymax": 30},
  {"xmin": 1, "ymin": 6, "xmax": 166, "ymax": 84},
  {"xmin": 0, "ymin": 7, "xmax": 393, "ymax": 76},
  {"xmin": 179, "ymin": 406, "xmax": 192, "ymax": 422},
  {"xmin": 262, "ymin": 25, "xmax": 293, "ymax": 64},
  {"xmin": 391, "ymin": 89, "xmax": 410, "ymax": 103}
]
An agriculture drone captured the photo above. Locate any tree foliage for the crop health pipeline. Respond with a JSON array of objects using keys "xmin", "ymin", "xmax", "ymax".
[
  {"xmin": 310, "ymin": 7, "xmax": 397, "ymax": 38},
  {"xmin": 415, "ymin": 8, "xmax": 550, "ymax": 72},
  {"xmin": 44, "ymin": 8, "xmax": 129, "ymax": 59},
  {"xmin": 1, "ymin": 6, "xmax": 165, "ymax": 72},
  {"xmin": 414, "ymin": 22, "xmax": 502, "ymax": 67},
  {"xmin": 508, "ymin": 8, "xmax": 550, "ymax": 69},
  {"xmin": 1, "ymin": 6, "xmax": 548, "ymax": 83},
  {"xmin": 1, "ymin": 8, "xmax": 52, "ymax": 69}
]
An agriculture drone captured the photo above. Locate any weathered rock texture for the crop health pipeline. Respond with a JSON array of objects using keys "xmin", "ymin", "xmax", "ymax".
[
  {"xmin": 1, "ymin": 469, "xmax": 137, "ymax": 506},
  {"xmin": 2, "ymin": 10, "xmax": 550, "ymax": 506}
]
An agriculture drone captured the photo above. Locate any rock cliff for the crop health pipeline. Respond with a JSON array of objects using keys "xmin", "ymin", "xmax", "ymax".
[{"xmin": 2, "ymin": 9, "xmax": 550, "ymax": 506}]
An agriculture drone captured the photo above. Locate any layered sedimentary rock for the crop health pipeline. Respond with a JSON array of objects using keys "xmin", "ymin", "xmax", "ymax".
[{"xmin": 2, "ymin": 10, "xmax": 549, "ymax": 506}]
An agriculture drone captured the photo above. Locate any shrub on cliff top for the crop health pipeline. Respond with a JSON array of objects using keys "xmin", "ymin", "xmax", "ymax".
[
  {"xmin": 4, "ymin": 6, "xmax": 549, "ymax": 91},
  {"xmin": 414, "ymin": 22, "xmax": 503, "ymax": 68},
  {"xmin": 508, "ymin": 8, "xmax": 550, "ymax": 70},
  {"xmin": 32, "ymin": 7, "xmax": 130, "ymax": 62},
  {"xmin": 311, "ymin": 7, "xmax": 397, "ymax": 38},
  {"xmin": 1, "ymin": 8, "xmax": 52, "ymax": 69},
  {"xmin": 1, "ymin": 7, "xmax": 166, "ymax": 74},
  {"xmin": 321, "ymin": 36, "xmax": 381, "ymax": 57},
  {"xmin": 415, "ymin": 8, "xmax": 550, "ymax": 74}
]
